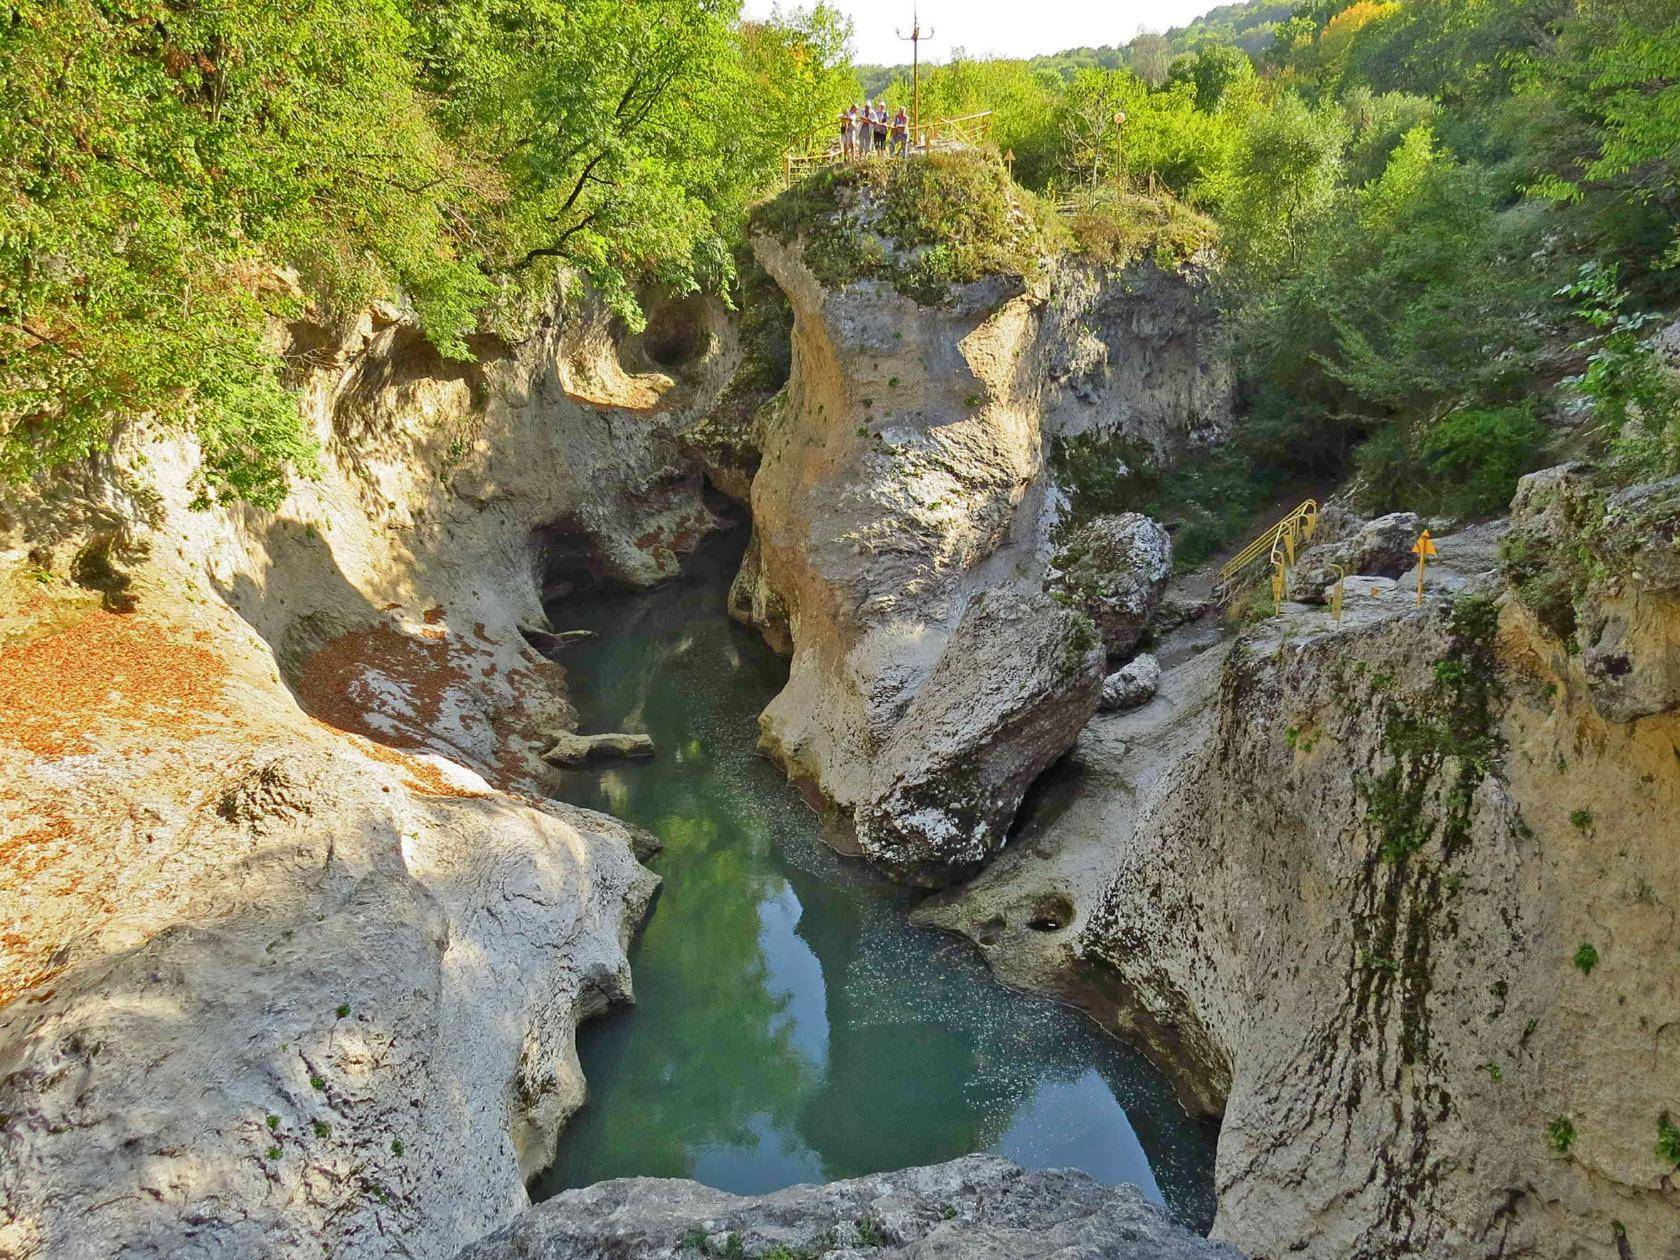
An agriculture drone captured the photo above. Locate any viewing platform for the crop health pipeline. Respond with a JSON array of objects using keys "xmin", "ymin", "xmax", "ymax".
[{"xmin": 782, "ymin": 110, "xmax": 995, "ymax": 187}]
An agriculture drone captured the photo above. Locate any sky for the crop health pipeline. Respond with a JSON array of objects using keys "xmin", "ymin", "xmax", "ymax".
[{"xmin": 741, "ymin": 0, "xmax": 1227, "ymax": 66}]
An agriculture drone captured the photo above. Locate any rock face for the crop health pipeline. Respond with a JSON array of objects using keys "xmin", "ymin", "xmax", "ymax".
[
  {"xmin": 1290, "ymin": 510, "xmax": 1422, "ymax": 602},
  {"xmin": 1100, "ymin": 652, "xmax": 1161, "ymax": 711},
  {"xmin": 731, "ymin": 207, "xmax": 1229, "ymax": 884},
  {"xmin": 855, "ymin": 589, "xmax": 1104, "ymax": 885},
  {"xmin": 0, "ymin": 284, "xmax": 734, "ymax": 1259},
  {"xmin": 918, "ymin": 499, "xmax": 1680, "ymax": 1259},
  {"xmin": 1048, "ymin": 514, "xmax": 1172, "ymax": 658},
  {"xmin": 455, "ymin": 1155, "xmax": 1243, "ymax": 1260}
]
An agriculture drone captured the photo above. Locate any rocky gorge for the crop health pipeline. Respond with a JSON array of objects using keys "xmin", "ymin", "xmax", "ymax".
[{"xmin": 2, "ymin": 148, "xmax": 1677, "ymax": 1260}]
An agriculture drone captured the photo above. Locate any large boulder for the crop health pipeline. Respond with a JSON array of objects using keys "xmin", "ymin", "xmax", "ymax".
[
  {"xmin": 1504, "ymin": 464, "xmax": 1680, "ymax": 721},
  {"xmin": 1048, "ymin": 514, "xmax": 1173, "ymax": 658},
  {"xmin": 454, "ymin": 1155, "xmax": 1242, "ymax": 1260},
  {"xmin": 855, "ymin": 590, "xmax": 1104, "ymax": 885},
  {"xmin": 1100, "ymin": 652, "xmax": 1161, "ymax": 712}
]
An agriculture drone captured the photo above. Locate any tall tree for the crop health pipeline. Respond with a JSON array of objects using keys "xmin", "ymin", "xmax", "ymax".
[{"xmin": 1128, "ymin": 31, "xmax": 1172, "ymax": 86}]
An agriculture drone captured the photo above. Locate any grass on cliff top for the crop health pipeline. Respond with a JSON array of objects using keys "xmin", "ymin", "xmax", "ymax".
[
  {"xmin": 1059, "ymin": 186, "xmax": 1219, "ymax": 271},
  {"xmin": 751, "ymin": 151, "xmax": 1064, "ymax": 303},
  {"xmin": 752, "ymin": 152, "xmax": 1219, "ymax": 303}
]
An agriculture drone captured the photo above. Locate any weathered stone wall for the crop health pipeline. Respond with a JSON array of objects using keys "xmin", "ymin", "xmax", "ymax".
[
  {"xmin": 456, "ymin": 1155, "xmax": 1241, "ymax": 1260},
  {"xmin": 922, "ymin": 486, "xmax": 1680, "ymax": 1259},
  {"xmin": 0, "ymin": 287, "xmax": 735, "ymax": 1259}
]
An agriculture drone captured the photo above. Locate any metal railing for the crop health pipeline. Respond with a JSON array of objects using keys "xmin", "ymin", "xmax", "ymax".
[
  {"xmin": 1215, "ymin": 500, "xmax": 1320, "ymax": 609},
  {"xmin": 781, "ymin": 111, "xmax": 997, "ymax": 188}
]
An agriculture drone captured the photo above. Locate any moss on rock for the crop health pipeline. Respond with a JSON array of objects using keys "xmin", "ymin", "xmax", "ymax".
[{"xmin": 750, "ymin": 151, "xmax": 1062, "ymax": 304}]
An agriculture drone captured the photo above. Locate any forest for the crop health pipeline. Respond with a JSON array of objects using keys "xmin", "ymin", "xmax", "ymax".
[{"xmin": 3, "ymin": 0, "xmax": 1677, "ymax": 525}]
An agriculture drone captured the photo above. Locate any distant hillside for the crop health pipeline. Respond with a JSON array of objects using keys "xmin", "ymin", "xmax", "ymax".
[{"xmin": 856, "ymin": 0, "xmax": 1287, "ymax": 94}]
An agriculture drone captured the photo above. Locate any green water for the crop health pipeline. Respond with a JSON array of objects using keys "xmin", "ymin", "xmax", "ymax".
[{"xmin": 531, "ymin": 528, "xmax": 1218, "ymax": 1229}]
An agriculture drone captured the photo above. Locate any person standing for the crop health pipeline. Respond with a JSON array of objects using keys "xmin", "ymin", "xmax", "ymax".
[
  {"xmin": 839, "ymin": 104, "xmax": 854, "ymax": 159},
  {"xmin": 859, "ymin": 99, "xmax": 875, "ymax": 156},
  {"xmin": 891, "ymin": 104, "xmax": 909, "ymax": 156},
  {"xmin": 873, "ymin": 101, "xmax": 889, "ymax": 152}
]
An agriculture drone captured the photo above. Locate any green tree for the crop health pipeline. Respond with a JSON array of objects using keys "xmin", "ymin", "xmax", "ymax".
[
  {"xmin": 0, "ymin": 0, "xmax": 840, "ymax": 505},
  {"xmin": 1167, "ymin": 43, "xmax": 1257, "ymax": 112},
  {"xmin": 1223, "ymin": 91, "xmax": 1346, "ymax": 269},
  {"xmin": 1128, "ymin": 31, "xmax": 1172, "ymax": 86}
]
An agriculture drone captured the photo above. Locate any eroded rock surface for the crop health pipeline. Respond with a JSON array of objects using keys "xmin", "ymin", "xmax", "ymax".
[
  {"xmin": 732, "ymin": 199, "xmax": 1229, "ymax": 884},
  {"xmin": 0, "ymin": 285, "xmax": 728, "ymax": 1259},
  {"xmin": 1100, "ymin": 652, "xmax": 1161, "ymax": 712},
  {"xmin": 1048, "ymin": 514, "xmax": 1172, "ymax": 658},
  {"xmin": 455, "ymin": 1155, "xmax": 1242, "ymax": 1260},
  {"xmin": 921, "ymin": 495, "xmax": 1680, "ymax": 1258}
]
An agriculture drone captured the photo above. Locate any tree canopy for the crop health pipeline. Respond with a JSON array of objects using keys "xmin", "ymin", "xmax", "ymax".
[{"xmin": 0, "ymin": 0, "xmax": 853, "ymax": 506}]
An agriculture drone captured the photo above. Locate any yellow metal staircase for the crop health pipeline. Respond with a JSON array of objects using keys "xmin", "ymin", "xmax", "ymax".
[{"xmin": 1215, "ymin": 500, "xmax": 1320, "ymax": 608}]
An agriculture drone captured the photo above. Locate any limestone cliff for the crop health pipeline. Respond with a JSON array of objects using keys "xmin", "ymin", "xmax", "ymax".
[
  {"xmin": 0, "ymin": 286, "xmax": 735, "ymax": 1259},
  {"xmin": 920, "ymin": 480, "xmax": 1680, "ymax": 1258},
  {"xmin": 729, "ymin": 164, "xmax": 1233, "ymax": 885}
]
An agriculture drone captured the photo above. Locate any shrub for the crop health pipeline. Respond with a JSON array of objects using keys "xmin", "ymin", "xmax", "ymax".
[
  {"xmin": 1547, "ymin": 1115, "xmax": 1576, "ymax": 1154},
  {"xmin": 1417, "ymin": 405, "xmax": 1550, "ymax": 517},
  {"xmin": 1658, "ymin": 1114, "xmax": 1680, "ymax": 1170},
  {"xmin": 1354, "ymin": 405, "xmax": 1548, "ymax": 519},
  {"xmin": 1063, "ymin": 188, "xmax": 1220, "ymax": 269},
  {"xmin": 1572, "ymin": 942, "xmax": 1599, "ymax": 975},
  {"xmin": 752, "ymin": 151, "xmax": 1062, "ymax": 303}
]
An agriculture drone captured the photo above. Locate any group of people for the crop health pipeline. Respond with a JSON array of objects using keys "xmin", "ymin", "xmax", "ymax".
[{"xmin": 839, "ymin": 101, "xmax": 910, "ymax": 158}]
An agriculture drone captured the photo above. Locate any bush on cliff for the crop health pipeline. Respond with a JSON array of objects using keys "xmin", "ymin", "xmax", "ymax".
[{"xmin": 751, "ymin": 150, "xmax": 1064, "ymax": 302}]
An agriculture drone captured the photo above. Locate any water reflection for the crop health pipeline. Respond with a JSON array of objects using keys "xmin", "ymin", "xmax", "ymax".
[{"xmin": 531, "ymin": 528, "xmax": 1217, "ymax": 1229}]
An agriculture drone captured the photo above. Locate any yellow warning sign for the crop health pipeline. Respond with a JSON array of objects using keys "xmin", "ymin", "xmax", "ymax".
[{"xmin": 1412, "ymin": 530, "xmax": 1436, "ymax": 605}]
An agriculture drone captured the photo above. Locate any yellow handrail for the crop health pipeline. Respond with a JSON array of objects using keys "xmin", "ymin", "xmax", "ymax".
[{"xmin": 1216, "ymin": 500, "xmax": 1319, "ymax": 609}]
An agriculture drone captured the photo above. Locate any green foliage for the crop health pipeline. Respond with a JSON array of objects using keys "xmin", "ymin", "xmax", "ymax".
[
  {"xmin": 1168, "ymin": 44, "xmax": 1258, "ymax": 112},
  {"xmin": 753, "ymin": 151, "xmax": 1059, "ymax": 302},
  {"xmin": 1223, "ymin": 92, "xmax": 1347, "ymax": 271},
  {"xmin": 1049, "ymin": 431, "xmax": 1277, "ymax": 570},
  {"xmin": 1547, "ymin": 1115, "xmax": 1576, "ymax": 1154},
  {"xmin": 1061, "ymin": 189, "xmax": 1219, "ymax": 269},
  {"xmin": 1572, "ymin": 941, "xmax": 1599, "ymax": 975},
  {"xmin": 1355, "ymin": 404, "xmax": 1547, "ymax": 519},
  {"xmin": 2, "ymin": 0, "xmax": 848, "ymax": 503},
  {"xmin": 1357, "ymin": 594, "xmax": 1505, "ymax": 863},
  {"xmin": 1658, "ymin": 1114, "xmax": 1680, "ymax": 1169},
  {"xmin": 853, "ymin": 1217, "xmax": 886, "ymax": 1246},
  {"xmin": 1556, "ymin": 263, "xmax": 1680, "ymax": 481},
  {"xmin": 1568, "ymin": 808, "xmax": 1594, "ymax": 834}
]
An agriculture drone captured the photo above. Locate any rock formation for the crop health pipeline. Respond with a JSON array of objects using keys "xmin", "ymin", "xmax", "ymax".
[
  {"xmin": 729, "ymin": 168, "xmax": 1231, "ymax": 884},
  {"xmin": 1048, "ymin": 513, "xmax": 1173, "ymax": 658},
  {"xmin": 456, "ymin": 1155, "xmax": 1240, "ymax": 1260},
  {"xmin": 1100, "ymin": 652, "xmax": 1161, "ymax": 711},
  {"xmin": 919, "ymin": 486, "xmax": 1680, "ymax": 1257},
  {"xmin": 0, "ymin": 284, "xmax": 735, "ymax": 1259}
]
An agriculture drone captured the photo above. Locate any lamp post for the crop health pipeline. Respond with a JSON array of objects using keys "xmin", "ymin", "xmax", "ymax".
[{"xmin": 896, "ymin": 7, "xmax": 934, "ymax": 150}]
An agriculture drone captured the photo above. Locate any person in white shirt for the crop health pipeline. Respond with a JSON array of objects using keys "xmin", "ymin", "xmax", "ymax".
[{"xmin": 859, "ymin": 99, "xmax": 875, "ymax": 155}]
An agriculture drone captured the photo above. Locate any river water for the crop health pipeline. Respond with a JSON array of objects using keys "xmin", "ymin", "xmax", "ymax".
[{"xmin": 531, "ymin": 528, "xmax": 1218, "ymax": 1229}]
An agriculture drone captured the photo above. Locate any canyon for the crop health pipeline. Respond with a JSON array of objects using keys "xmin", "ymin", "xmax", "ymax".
[{"xmin": 2, "ymin": 155, "xmax": 1677, "ymax": 1260}]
